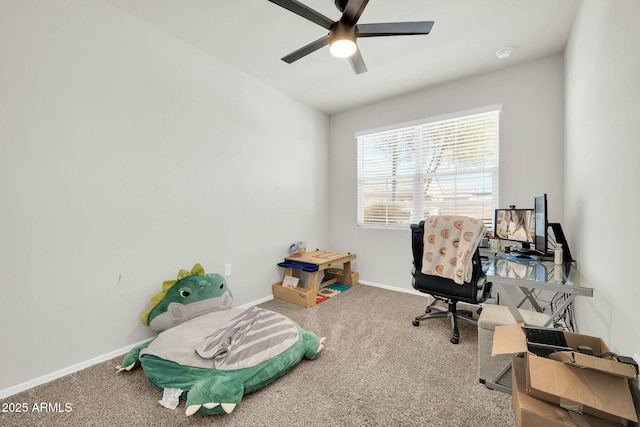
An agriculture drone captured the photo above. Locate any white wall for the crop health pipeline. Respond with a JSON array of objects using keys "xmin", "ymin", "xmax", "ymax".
[
  {"xmin": 328, "ymin": 55, "xmax": 565, "ymax": 289},
  {"xmin": 0, "ymin": 0, "xmax": 329, "ymax": 392},
  {"xmin": 565, "ymin": 0, "xmax": 640, "ymax": 357}
]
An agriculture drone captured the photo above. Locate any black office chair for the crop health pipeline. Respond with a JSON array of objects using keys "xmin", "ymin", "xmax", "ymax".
[{"xmin": 411, "ymin": 220, "xmax": 492, "ymax": 344}]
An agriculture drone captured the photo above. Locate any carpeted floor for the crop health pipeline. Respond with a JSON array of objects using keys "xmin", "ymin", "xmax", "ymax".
[{"xmin": 0, "ymin": 284, "xmax": 515, "ymax": 427}]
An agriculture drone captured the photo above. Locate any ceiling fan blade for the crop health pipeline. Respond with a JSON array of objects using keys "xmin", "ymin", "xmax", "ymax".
[
  {"xmin": 281, "ymin": 35, "xmax": 330, "ymax": 63},
  {"xmin": 357, "ymin": 21, "xmax": 434, "ymax": 37},
  {"xmin": 342, "ymin": 0, "xmax": 369, "ymax": 24},
  {"xmin": 268, "ymin": 0, "xmax": 334, "ymax": 29},
  {"xmin": 349, "ymin": 49, "xmax": 367, "ymax": 74}
]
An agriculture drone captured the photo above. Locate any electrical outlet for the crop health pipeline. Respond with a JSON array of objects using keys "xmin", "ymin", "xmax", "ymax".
[{"xmin": 224, "ymin": 264, "xmax": 232, "ymax": 276}]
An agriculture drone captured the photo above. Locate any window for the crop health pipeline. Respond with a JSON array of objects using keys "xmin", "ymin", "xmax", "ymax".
[{"xmin": 357, "ymin": 105, "xmax": 500, "ymax": 228}]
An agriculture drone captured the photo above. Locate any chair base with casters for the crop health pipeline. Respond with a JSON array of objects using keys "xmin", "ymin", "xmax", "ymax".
[
  {"xmin": 410, "ymin": 220, "xmax": 492, "ymax": 344},
  {"xmin": 412, "ymin": 295, "xmax": 483, "ymax": 344}
]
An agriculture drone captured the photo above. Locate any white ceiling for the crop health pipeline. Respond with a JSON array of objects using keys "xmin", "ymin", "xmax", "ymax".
[{"xmin": 104, "ymin": 0, "xmax": 581, "ymax": 115}]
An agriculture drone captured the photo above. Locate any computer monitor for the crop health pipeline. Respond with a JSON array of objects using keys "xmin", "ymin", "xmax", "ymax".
[
  {"xmin": 534, "ymin": 194, "xmax": 548, "ymax": 255},
  {"xmin": 494, "ymin": 208, "xmax": 535, "ymax": 248}
]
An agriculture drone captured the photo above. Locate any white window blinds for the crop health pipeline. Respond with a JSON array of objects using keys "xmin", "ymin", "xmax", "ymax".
[{"xmin": 356, "ymin": 105, "xmax": 500, "ymax": 228}]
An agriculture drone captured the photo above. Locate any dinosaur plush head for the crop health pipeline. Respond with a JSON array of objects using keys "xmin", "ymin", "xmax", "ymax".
[{"xmin": 142, "ymin": 263, "xmax": 233, "ymax": 332}]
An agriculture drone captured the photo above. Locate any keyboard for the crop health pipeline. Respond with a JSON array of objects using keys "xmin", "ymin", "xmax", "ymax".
[{"xmin": 522, "ymin": 326, "xmax": 572, "ymax": 357}]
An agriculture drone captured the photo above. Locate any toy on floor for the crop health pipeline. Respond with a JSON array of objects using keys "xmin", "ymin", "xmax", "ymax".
[{"xmin": 117, "ymin": 263, "xmax": 325, "ymax": 416}]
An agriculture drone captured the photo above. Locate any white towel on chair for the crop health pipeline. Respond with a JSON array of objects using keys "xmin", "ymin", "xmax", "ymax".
[{"xmin": 421, "ymin": 216, "xmax": 486, "ymax": 285}]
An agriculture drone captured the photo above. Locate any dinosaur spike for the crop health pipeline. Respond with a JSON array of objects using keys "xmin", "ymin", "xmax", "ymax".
[
  {"xmin": 178, "ymin": 263, "xmax": 205, "ymax": 280},
  {"xmin": 190, "ymin": 263, "xmax": 205, "ymax": 276},
  {"xmin": 161, "ymin": 280, "xmax": 176, "ymax": 292}
]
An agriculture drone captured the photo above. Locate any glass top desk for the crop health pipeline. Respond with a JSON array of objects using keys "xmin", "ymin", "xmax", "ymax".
[{"xmin": 484, "ymin": 252, "xmax": 594, "ymax": 326}]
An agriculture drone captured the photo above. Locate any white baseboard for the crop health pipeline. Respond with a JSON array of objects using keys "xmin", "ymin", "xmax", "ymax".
[
  {"xmin": 358, "ymin": 279, "xmax": 428, "ymax": 297},
  {"xmin": 0, "ymin": 297, "xmax": 273, "ymax": 400},
  {"xmin": 0, "ymin": 338, "xmax": 153, "ymax": 400},
  {"xmin": 237, "ymin": 295, "xmax": 273, "ymax": 308}
]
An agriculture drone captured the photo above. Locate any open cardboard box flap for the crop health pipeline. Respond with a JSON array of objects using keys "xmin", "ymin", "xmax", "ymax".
[
  {"xmin": 492, "ymin": 322, "xmax": 528, "ymax": 356},
  {"xmin": 527, "ymin": 353, "xmax": 637, "ymax": 422},
  {"xmin": 492, "ymin": 323, "xmax": 638, "ymax": 423},
  {"xmin": 550, "ymin": 352, "xmax": 636, "ymax": 379}
]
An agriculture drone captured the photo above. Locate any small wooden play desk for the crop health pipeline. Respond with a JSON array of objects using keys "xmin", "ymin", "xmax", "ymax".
[{"xmin": 273, "ymin": 250, "xmax": 357, "ymax": 308}]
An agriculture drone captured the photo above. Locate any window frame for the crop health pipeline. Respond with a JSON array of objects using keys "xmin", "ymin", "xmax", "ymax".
[{"xmin": 356, "ymin": 104, "xmax": 501, "ymax": 229}]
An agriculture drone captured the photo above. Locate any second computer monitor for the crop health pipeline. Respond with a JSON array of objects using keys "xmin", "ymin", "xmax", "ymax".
[{"xmin": 534, "ymin": 194, "xmax": 548, "ymax": 255}]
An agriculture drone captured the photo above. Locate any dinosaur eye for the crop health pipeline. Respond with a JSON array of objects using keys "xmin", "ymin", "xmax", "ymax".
[
  {"xmin": 219, "ymin": 283, "xmax": 224, "ymax": 290},
  {"xmin": 179, "ymin": 288, "xmax": 191, "ymax": 298}
]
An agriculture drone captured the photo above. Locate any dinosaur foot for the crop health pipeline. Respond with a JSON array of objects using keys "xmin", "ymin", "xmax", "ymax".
[
  {"xmin": 185, "ymin": 402, "xmax": 237, "ymax": 416},
  {"xmin": 115, "ymin": 362, "xmax": 135, "ymax": 373},
  {"xmin": 185, "ymin": 375, "xmax": 243, "ymax": 416}
]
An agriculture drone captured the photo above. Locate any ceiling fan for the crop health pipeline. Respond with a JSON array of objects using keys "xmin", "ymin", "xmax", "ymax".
[{"xmin": 267, "ymin": 0, "xmax": 434, "ymax": 74}]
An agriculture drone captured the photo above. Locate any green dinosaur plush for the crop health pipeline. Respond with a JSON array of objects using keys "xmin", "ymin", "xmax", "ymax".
[{"xmin": 117, "ymin": 263, "xmax": 324, "ymax": 416}]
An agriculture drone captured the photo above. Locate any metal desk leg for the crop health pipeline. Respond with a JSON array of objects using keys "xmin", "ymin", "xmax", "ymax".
[
  {"xmin": 543, "ymin": 294, "xmax": 576, "ymax": 327},
  {"xmin": 484, "ymin": 359, "xmax": 514, "ymax": 394},
  {"xmin": 516, "ymin": 287, "xmax": 543, "ymax": 312},
  {"xmin": 496, "ymin": 283, "xmax": 525, "ymax": 323}
]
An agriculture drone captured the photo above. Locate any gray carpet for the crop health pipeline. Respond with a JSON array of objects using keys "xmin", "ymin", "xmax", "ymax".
[{"xmin": 0, "ymin": 285, "xmax": 514, "ymax": 427}]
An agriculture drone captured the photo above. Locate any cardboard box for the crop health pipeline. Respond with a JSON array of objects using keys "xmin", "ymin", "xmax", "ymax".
[
  {"xmin": 272, "ymin": 282, "xmax": 316, "ymax": 308},
  {"xmin": 512, "ymin": 356, "xmax": 623, "ymax": 427},
  {"xmin": 493, "ymin": 323, "xmax": 637, "ymax": 423}
]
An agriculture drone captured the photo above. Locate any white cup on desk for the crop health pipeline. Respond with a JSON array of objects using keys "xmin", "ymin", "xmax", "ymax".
[{"xmin": 489, "ymin": 239, "xmax": 500, "ymax": 253}]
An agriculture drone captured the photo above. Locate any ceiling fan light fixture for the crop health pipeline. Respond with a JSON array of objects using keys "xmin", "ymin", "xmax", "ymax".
[
  {"xmin": 329, "ymin": 21, "xmax": 357, "ymax": 58},
  {"xmin": 330, "ymin": 38, "xmax": 357, "ymax": 58}
]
